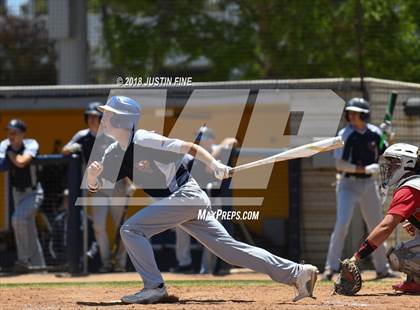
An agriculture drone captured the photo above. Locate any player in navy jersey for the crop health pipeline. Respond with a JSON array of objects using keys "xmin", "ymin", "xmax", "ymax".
[
  {"xmin": 63, "ymin": 102, "xmax": 132, "ymax": 272},
  {"xmin": 322, "ymin": 98, "xmax": 396, "ymax": 280}
]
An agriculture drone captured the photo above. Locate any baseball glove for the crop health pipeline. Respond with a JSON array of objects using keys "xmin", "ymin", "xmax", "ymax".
[{"xmin": 333, "ymin": 258, "xmax": 362, "ymax": 296}]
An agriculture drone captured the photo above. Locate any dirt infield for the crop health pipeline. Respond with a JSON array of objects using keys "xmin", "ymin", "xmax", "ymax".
[{"xmin": 1, "ymin": 270, "xmax": 419, "ymax": 309}]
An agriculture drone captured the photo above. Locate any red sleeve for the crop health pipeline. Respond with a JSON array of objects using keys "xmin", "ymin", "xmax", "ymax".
[{"xmin": 387, "ymin": 186, "xmax": 420, "ymax": 220}]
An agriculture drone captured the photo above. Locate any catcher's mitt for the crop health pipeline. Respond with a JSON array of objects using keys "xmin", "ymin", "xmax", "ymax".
[{"xmin": 333, "ymin": 258, "xmax": 362, "ymax": 296}]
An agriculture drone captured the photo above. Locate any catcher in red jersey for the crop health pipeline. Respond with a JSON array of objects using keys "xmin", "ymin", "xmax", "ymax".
[{"xmin": 344, "ymin": 143, "xmax": 420, "ymax": 294}]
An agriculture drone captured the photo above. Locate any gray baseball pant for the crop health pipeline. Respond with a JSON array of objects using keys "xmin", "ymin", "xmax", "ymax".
[
  {"xmin": 121, "ymin": 178, "xmax": 301, "ymax": 289},
  {"xmin": 325, "ymin": 176, "xmax": 389, "ymax": 273},
  {"xmin": 175, "ymin": 197, "xmax": 222, "ymax": 272},
  {"xmin": 12, "ymin": 187, "xmax": 46, "ymax": 267}
]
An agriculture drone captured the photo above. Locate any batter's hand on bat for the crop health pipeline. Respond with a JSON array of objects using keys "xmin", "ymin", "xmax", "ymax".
[
  {"xmin": 211, "ymin": 159, "xmax": 231, "ymax": 180},
  {"xmin": 365, "ymin": 163, "xmax": 380, "ymax": 175},
  {"xmin": 87, "ymin": 161, "xmax": 104, "ymax": 179},
  {"xmin": 380, "ymin": 121, "xmax": 395, "ymax": 140}
]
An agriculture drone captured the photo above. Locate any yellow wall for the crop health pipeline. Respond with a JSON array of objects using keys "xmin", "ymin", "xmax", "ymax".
[
  {"xmin": 0, "ymin": 109, "xmax": 85, "ymax": 230},
  {"xmin": 0, "ymin": 109, "xmax": 86, "ymax": 154}
]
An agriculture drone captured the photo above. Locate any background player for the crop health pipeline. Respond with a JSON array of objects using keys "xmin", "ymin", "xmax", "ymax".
[
  {"xmin": 0, "ymin": 119, "xmax": 45, "ymax": 272},
  {"xmin": 171, "ymin": 126, "xmax": 237, "ymax": 274},
  {"xmin": 346, "ymin": 143, "xmax": 420, "ymax": 293},
  {"xmin": 62, "ymin": 102, "xmax": 132, "ymax": 272},
  {"xmin": 86, "ymin": 95, "xmax": 318, "ymax": 304},
  {"xmin": 322, "ymin": 97, "xmax": 395, "ymax": 280}
]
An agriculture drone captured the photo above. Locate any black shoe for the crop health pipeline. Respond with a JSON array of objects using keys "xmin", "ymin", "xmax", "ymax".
[
  {"xmin": 213, "ymin": 268, "xmax": 231, "ymax": 276},
  {"xmin": 169, "ymin": 264, "xmax": 194, "ymax": 274},
  {"xmin": 13, "ymin": 261, "xmax": 30, "ymax": 274},
  {"xmin": 98, "ymin": 265, "xmax": 113, "ymax": 273}
]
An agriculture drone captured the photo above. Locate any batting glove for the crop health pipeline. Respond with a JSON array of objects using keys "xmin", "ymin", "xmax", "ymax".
[
  {"xmin": 211, "ymin": 159, "xmax": 231, "ymax": 180},
  {"xmin": 380, "ymin": 121, "xmax": 395, "ymax": 140},
  {"xmin": 365, "ymin": 163, "xmax": 380, "ymax": 175},
  {"xmin": 66, "ymin": 143, "xmax": 82, "ymax": 153}
]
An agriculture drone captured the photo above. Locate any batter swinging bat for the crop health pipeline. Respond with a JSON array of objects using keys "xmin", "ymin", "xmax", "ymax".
[{"xmin": 229, "ymin": 136, "xmax": 343, "ymax": 176}]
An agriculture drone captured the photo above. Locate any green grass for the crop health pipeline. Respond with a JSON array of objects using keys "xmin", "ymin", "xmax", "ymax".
[{"xmin": 0, "ymin": 279, "xmax": 276, "ymax": 289}]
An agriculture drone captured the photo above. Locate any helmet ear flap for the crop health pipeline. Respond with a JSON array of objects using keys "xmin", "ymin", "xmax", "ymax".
[
  {"xmin": 345, "ymin": 111, "xmax": 369, "ymax": 122},
  {"xmin": 84, "ymin": 113, "xmax": 102, "ymax": 124},
  {"xmin": 360, "ymin": 112, "xmax": 370, "ymax": 121},
  {"xmin": 109, "ymin": 113, "xmax": 138, "ymax": 129},
  {"xmin": 110, "ymin": 114, "xmax": 124, "ymax": 128}
]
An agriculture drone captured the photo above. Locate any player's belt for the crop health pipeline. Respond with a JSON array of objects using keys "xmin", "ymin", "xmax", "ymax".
[{"xmin": 344, "ymin": 173, "xmax": 371, "ymax": 179}]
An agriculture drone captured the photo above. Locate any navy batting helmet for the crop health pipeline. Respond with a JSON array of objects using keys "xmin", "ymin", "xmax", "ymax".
[
  {"xmin": 345, "ymin": 97, "xmax": 370, "ymax": 121},
  {"xmin": 84, "ymin": 102, "xmax": 103, "ymax": 123},
  {"xmin": 7, "ymin": 119, "xmax": 27, "ymax": 132},
  {"xmin": 98, "ymin": 96, "xmax": 141, "ymax": 129}
]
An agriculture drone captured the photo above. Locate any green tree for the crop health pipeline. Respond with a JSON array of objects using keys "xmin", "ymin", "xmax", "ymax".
[
  {"xmin": 0, "ymin": 16, "xmax": 56, "ymax": 85},
  {"xmin": 97, "ymin": 0, "xmax": 420, "ymax": 83}
]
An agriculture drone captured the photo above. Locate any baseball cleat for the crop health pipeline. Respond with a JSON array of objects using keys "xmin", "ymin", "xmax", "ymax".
[
  {"xmin": 121, "ymin": 286, "xmax": 168, "ymax": 304},
  {"xmin": 392, "ymin": 280, "xmax": 420, "ymax": 294},
  {"xmin": 293, "ymin": 264, "xmax": 318, "ymax": 302}
]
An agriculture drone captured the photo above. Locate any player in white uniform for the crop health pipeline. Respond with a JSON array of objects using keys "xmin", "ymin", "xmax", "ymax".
[
  {"xmin": 86, "ymin": 96, "xmax": 318, "ymax": 304},
  {"xmin": 0, "ymin": 119, "xmax": 45, "ymax": 272}
]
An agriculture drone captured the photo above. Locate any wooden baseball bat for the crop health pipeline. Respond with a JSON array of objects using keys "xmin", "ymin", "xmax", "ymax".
[{"xmin": 229, "ymin": 136, "xmax": 343, "ymax": 176}]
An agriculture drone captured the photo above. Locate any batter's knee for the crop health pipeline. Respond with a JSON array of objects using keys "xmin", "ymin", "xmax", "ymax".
[
  {"xmin": 119, "ymin": 224, "xmax": 128, "ymax": 241},
  {"xmin": 119, "ymin": 223, "xmax": 143, "ymax": 241}
]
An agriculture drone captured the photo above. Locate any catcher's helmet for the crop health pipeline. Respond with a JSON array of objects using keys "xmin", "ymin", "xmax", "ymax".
[
  {"xmin": 98, "ymin": 96, "xmax": 141, "ymax": 129},
  {"xmin": 379, "ymin": 143, "xmax": 418, "ymax": 188},
  {"xmin": 345, "ymin": 97, "xmax": 370, "ymax": 121},
  {"xmin": 84, "ymin": 102, "xmax": 103, "ymax": 123}
]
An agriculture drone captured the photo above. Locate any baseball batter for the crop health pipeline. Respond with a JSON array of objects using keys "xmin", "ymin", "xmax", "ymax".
[
  {"xmin": 62, "ymin": 102, "xmax": 130, "ymax": 272},
  {"xmin": 86, "ymin": 96, "xmax": 318, "ymax": 304},
  {"xmin": 0, "ymin": 119, "xmax": 45, "ymax": 272},
  {"xmin": 346, "ymin": 143, "xmax": 420, "ymax": 293},
  {"xmin": 323, "ymin": 98, "xmax": 394, "ymax": 280}
]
